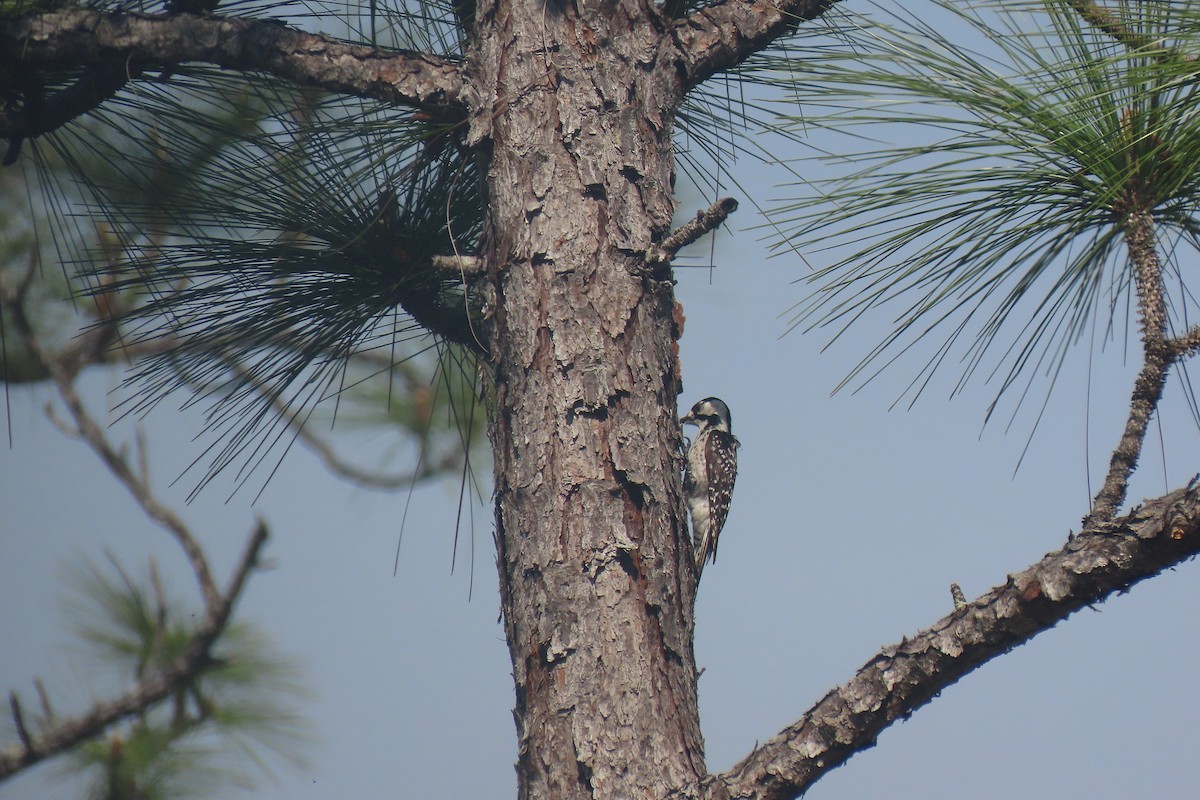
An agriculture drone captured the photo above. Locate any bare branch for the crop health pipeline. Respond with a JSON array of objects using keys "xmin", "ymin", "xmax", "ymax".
[
  {"xmin": 1084, "ymin": 352, "xmax": 1172, "ymax": 527},
  {"xmin": 293, "ymin": 421, "xmax": 462, "ymax": 489},
  {"xmin": 714, "ymin": 481, "xmax": 1200, "ymax": 800},
  {"xmin": 1, "ymin": 262, "xmax": 272, "ymax": 782},
  {"xmin": 645, "ymin": 197, "xmax": 738, "ymax": 265},
  {"xmin": 1084, "ymin": 209, "xmax": 1171, "ymax": 527},
  {"xmin": 0, "ymin": 264, "xmax": 270, "ymax": 775},
  {"xmin": 0, "ymin": 10, "xmax": 465, "ymax": 117},
  {"xmin": 1, "ymin": 268, "xmax": 223, "ymax": 611},
  {"xmin": 666, "ymin": 0, "xmax": 837, "ymax": 97},
  {"xmin": 33, "ymin": 679, "xmax": 52, "ymax": 723},
  {"xmin": 197, "ymin": 520, "xmax": 269, "ymax": 656},
  {"xmin": 224, "ymin": 357, "xmax": 464, "ymax": 491},
  {"xmin": 431, "ymin": 254, "xmax": 486, "ymax": 275},
  {"xmin": 1, "ymin": 261, "xmax": 270, "ymax": 776}
]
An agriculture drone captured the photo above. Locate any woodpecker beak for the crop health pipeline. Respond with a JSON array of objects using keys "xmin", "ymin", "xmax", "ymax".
[{"xmin": 680, "ymin": 409, "xmax": 696, "ymax": 426}]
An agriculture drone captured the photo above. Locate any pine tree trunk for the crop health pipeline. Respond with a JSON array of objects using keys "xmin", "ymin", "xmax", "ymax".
[{"xmin": 465, "ymin": 2, "xmax": 704, "ymax": 797}]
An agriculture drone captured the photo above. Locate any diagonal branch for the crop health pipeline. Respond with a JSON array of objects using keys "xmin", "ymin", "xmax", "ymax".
[
  {"xmin": 1083, "ymin": 349, "xmax": 1172, "ymax": 527},
  {"xmin": 0, "ymin": 10, "xmax": 466, "ymax": 116},
  {"xmin": 0, "ymin": 522, "xmax": 269, "ymax": 781},
  {"xmin": 645, "ymin": 197, "xmax": 738, "ymax": 265},
  {"xmin": 665, "ymin": 0, "xmax": 838, "ymax": 97},
  {"xmin": 4, "ymin": 277, "xmax": 223, "ymax": 611},
  {"xmin": 712, "ymin": 480, "xmax": 1200, "ymax": 800}
]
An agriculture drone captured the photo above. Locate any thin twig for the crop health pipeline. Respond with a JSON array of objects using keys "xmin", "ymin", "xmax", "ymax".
[
  {"xmin": 189, "ymin": 521, "xmax": 269, "ymax": 659},
  {"xmin": 8, "ymin": 693, "xmax": 31, "ymax": 755},
  {"xmin": 33, "ymin": 679, "xmax": 52, "ymax": 723},
  {"xmin": 645, "ymin": 197, "xmax": 739, "ymax": 265}
]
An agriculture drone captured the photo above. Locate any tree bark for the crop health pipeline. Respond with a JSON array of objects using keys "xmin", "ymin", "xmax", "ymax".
[
  {"xmin": 465, "ymin": 2, "xmax": 703, "ymax": 797},
  {"xmin": 0, "ymin": 4, "xmax": 835, "ymax": 797},
  {"xmin": 0, "ymin": 10, "xmax": 465, "ymax": 114},
  {"xmin": 713, "ymin": 481, "xmax": 1200, "ymax": 800},
  {"xmin": 1085, "ymin": 208, "xmax": 1169, "ymax": 527}
]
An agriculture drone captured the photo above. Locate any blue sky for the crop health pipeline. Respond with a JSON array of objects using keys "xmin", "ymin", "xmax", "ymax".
[{"xmin": 4, "ymin": 2, "xmax": 1200, "ymax": 797}]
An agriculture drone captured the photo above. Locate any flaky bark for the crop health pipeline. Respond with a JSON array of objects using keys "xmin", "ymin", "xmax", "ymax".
[
  {"xmin": 1085, "ymin": 209, "xmax": 1170, "ymax": 527},
  {"xmin": 712, "ymin": 481, "xmax": 1200, "ymax": 800},
  {"xmin": 670, "ymin": 0, "xmax": 837, "ymax": 94},
  {"xmin": 456, "ymin": 8, "xmax": 848, "ymax": 789},
  {"xmin": 466, "ymin": 2, "xmax": 705, "ymax": 796},
  {"xmin": 0, "ymin": 10, "xmax": 465, "ymax": 116}
]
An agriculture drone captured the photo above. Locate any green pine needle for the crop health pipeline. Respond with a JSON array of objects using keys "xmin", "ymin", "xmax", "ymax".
[{"xmin": 759, "ymin": 0, "xmax": 1200, "ymax": 423}]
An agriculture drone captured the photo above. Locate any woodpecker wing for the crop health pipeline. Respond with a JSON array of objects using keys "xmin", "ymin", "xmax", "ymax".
[{"xmin": 701, "ymin": 429, "xmax": 738, "ymax": 564}]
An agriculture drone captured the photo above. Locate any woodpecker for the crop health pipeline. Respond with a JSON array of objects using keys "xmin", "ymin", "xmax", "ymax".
[{"xmin": 681, "ymin": 397, "xmax": 739, "ymax": 579}]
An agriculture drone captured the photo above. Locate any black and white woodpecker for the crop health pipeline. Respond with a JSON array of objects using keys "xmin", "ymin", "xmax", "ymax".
[{"xmin": 680, "ymin": 397, "xmax": 739, "ymax": 579}]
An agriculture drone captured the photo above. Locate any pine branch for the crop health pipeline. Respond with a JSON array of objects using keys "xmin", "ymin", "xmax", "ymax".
[
  {"xmin": 1084, "ymin": 352, "xmax": 1172, "ymax": 527},
  {"xmin": 0, "ymin": 62, "xmax": 128, "ymax": 164},
  {"xmin": 713, "ymin": 480, "xmax": 1200, "ymax": 800},
  {"xmin": 0, "ymin": 265, "xmax": 271, "ymax": 782},
  {"xmin": 0, "ymin": 10, "xmax": 466, "ymax": 116},
  {"xmin": 0, "ymin": 523, "xmax": 268, "ymax": 781},
  {"xmin": 1066, "ymin": 0, "xmax": 1196, "ymax": 60},
  {"xmin": 667, "ymin": 0, "xmax": 838, "ymax": 96},
  {"xmin": 4, "ymin": 281, "xmax": 223, "ymax": 609}
]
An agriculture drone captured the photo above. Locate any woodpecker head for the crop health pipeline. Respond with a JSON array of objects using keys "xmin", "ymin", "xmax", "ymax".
[{"xmin": 680, "ymin": 397, "xmax": 733, "ymax": 435}]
